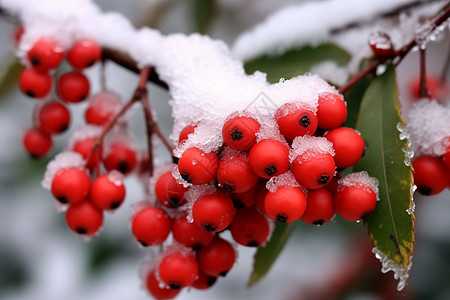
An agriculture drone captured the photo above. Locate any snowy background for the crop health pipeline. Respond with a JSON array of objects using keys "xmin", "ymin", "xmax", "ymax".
[{"xmin": 0, "ymin": 0, "xmax": 450, "ymax": 299}]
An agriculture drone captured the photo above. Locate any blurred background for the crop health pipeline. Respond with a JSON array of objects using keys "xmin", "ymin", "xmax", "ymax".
[{"xmin": 0, "ymin": 1, "xmax": 450, "ymax": 299}]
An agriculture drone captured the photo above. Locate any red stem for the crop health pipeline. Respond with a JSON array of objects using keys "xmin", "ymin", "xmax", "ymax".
[{"xmin": 419, "ymin": 48, "xmax": 431, "ymax": 99}]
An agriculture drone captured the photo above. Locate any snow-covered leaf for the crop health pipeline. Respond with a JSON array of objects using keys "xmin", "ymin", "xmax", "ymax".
[
  {"xmin": 354, "ymin": 64, "xmax": 414, "ymax": 290},
  {"xmin": 244, "ymin": 43, "xmax": 350, "ymax": 83}
]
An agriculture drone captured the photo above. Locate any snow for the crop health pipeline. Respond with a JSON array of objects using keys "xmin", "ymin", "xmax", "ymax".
[
  {"xmin": 337, "ymin": 171, "xmax": 380, "ymax": 201},
  {"xmin": 41, "ymin": 151, "xmax": 86, "ymax": 190},
  {"xmin": 66, "ymin": 124, "xmax": 102, "ymax": 150},
  {"xmin": 372, "ymin": 246, "xmax": 412, "ymax": 291},
  {"xmin": 265, "ymin": 170, "xmax": 301, "ymax": 193},
  {"xmin": 289, "ymin": 135, "xmax": 335, "ymax": 162}
]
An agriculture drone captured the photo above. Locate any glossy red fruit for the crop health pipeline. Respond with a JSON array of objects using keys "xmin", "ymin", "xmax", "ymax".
[
  {"xmin": 316, "ymin": 93, "xmax": 347, "ymax": 130},
  {"xmin": 264, "ymin": 185, "xmax": 307, "ymax": 223},
  {"xmin": 90, "ymin": 172, "xmax": 126, "ymax": 210},
  {"xmin": 178, "ymin": 124, "xmax": 197, "ymax": 144},
  {"xmin": 255, "ymin": 180, "xmax": 269, "ymax": 214},
  {"xmin": 222, "ymin": 115, "xmax": 260, "ymax": 151},
  {"xmin": 325, "ymin": 127, "xmax": 365, "ymax": 168},
  {"xmin": 66, "ymin": 199, "xmax": 103, "ymax": 235},
  {"xmin": 275, "ymin": 103, "xmax": 318, "ymax": 141},
  {"xmin": 146, "ymin": 270, "xmax": 180, "ymax": 299},
  {"xmin": 334, "ymin": 182, "xmax": 377, "ymax": 222},
  {"xmin": 192, "ymin": 192, "xmax": 234, "ymax": 232},
  {"xmin": 191, "ymin": 270, "xmax": 217, "ymax": 290},
  {"xmin": 197, "ymin": 236, "xmax": 236, "ymax": 277},
  {"xmin": 66, "ymin": 38, "xmax": 102, "ymax": 69},
  {"xmin": 217, "ymin": 152, "xmax": 258, "ymax": 193},
  {"xmin": 158, "ymin": 250, "xmax": 198, "ymax": 290},
  {"xmin": 291, "ymin": 152, "xmax": 336, "ymax": 190},
  {"xmin": 131, "ymin": 206, "xmax": 171, "ymax": 247},
  {"xmin": 38, "ymin": 101, "xmax": 71, "ymax": 135},
  {"xmin": 229, "ymin": 185, "xmax": 257, "ymax": 209},
  {"xmin": 19, "ymin": 68, "xmax": 52, "ymax": 98},
  {"xmin": 57, "ymin": 71, "xmax": 90, "ymax": 103},
  {"xmin": 155, "ymin": 171, "xmax": 188, "ymax": 208},
  {"xmin": 51, "ymin": 167, "xmax": 90, "ymax": 205},
  {"xmin": 27, "ymin": 37, "xmax": 64, "ymax": 71},
  {"xmin": 85, "ymin": 92, "xmax": 122, "ymax": 126},
  {"xmin": 72, "ymin": 137, "xmax": 102, "ymax": 169},
  {"xmin": 178, "ymin": 148, "xmax": 218, "ymax": 185},
  {"xmin": 324, "ymin": 172, "xmax": 341, "ymax": 194},
  {"xmin": 103, "ymin": 143, "xmax": 137, "ymax": 175},
  {"xmin": 248, "ymin": 139, "xmax": 290, "ymax": 178},
  {"xmin": 412, "ymin": 155, "xmax": 449, "ymax": 196},
  {"xmin": 368, "ymin": 31, "xmax": 394, "ymax": 58},
  {"xmin": 229, "ymin": 206, "xmax": 270, "ymax": 247},
  {"xmin": 23, "ymin": 128, "xmax": 52, "ymax": 158},
  {"xmin": 301, "ymin": 189, "xmax": 335, "ymax": 226},
  {"xmin": 172, "ymin": 214, "xmax": 214, "ymax": 250}
]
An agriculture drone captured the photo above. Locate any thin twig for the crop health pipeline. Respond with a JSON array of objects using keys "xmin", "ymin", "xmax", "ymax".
[
  {"xmin": 419, "ymin": 48, "xmax": 431, "ymax": 99},
  {"xmin": 440, "ymin": 35, "xmax": 450, "ymax": 81}
]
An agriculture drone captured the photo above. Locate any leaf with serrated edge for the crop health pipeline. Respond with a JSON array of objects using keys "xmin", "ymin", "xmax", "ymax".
[
  {"xmin": 354, "ymin": 64, "xmax": 414, "ymax": 290},
  {"xmin": 247, "ymin": 222, "xmax": 296, "ymax": 287}
]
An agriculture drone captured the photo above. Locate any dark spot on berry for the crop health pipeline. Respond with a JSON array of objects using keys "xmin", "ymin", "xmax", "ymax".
[
  {"xmin": 264, "ymin": 165, "xmax": 278, "ymax": 176},
  {"xmin": 230, "ymin": 128, "xmax": 243, "ymax": 140},
  {"xmin": 30, "ymin": 56, "xmax": 40, "ymax": 66},
  {"xmin": 222, "ymin": 183, "xmax": 234, "ymax": 192},
  {"xmin": 59, "ymin": 124, "xmax": 69, "ymax": 133},
  {"xmin": 202, "ymin": 223, "xmax": 216, "ymax": 231},
  {"xmin": 169, "ymin": 282, "xmax": 181, "ymax": 290},
  {"xmin": 232, "ymin": 198, "xmax": 245, "ymax": 209},
  {"xmin": 313, "ymin": 219, "xmax": 324, "ymax": 226},
  {"xmin": 180, "ymin": 172, "xmax": 191, "ymax": 183},
  {"xmin": 276, "ymin": 213, "xmax": 288, "ymax": 223},
  {"xmin": 206, "ymin": 276, "xmax": 217, "ymax": 287},
  {"xmin": 25, "ymin": 90, "xmax": 35, "ymax": 98},
  {"xmin": 76, "ymin": 227, "xmax": 87, "ymax": 234},
  {"xmin": 299, "ymin": 115, "xmax": 311, "ymax": 127},
  {"xmin": 219, "ymin": 271, "xmax": 228, "ymax": 277},
  {"xmin": 192, "ymin": 243, "xmax": 203, "ymax": 251},
  {"xmin": 168, "ymin": 197, "xmax": 181, "ymax": 207},
  {"xmin": 56, "ymin": 196, "xmax": 68, "ymax": 204},
  {"xmin": 79, "ymin": 94, "xmax": 88, "ymax": 102},
  {"xmin": 87, "ymin": 59, "xmax": 96, "ymax": 68},
  {"xmin": 318, "ymin": 175, "xmax": 329, "ymax": 185},
  {"xmin": 117, "ymin": 161, "xmax": 129, "ymax": 173},
  {"xmin": 138, "ymin": 240, "xmax": 148, "ymax": 247},
  {"xmin": 361, "ymin": 147, "xmax": 366, "ymax": 158},
  {"xmin": 29, "ymin": 154, "xmax": 40, "ymax": 159},
  {"xmin": 361, "ymin": 211, "xmax": 373, "ymax": 219},
  {"xmin": 418, "ymin": 186, "xmax": 432, "ymax": 196},
  {"xmin": 247, "ymin": 240, "xmax": 259, "ymax": 247},
  {"xmin": 172, "ymin": 155, "xmax": 179, "ymax": 164},
  {"xmin": 110, "ymin": 201, "xmax": 121, "ymax": 209}
]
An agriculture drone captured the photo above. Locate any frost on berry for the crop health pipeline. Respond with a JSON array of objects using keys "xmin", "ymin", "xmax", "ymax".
[
  {"xmin": 42, "ymin": 151, "xmax": 86, "ymax": 190},
  {"xmin": 148, "ymin": 163, "xmax": 177, "ymax": 196},
  {"xmin": 184, "ymin": 185, "xmax": 217, "ymax": 223},
  {"xmin": 289, "ymin": 135, "xmax": 335, "ymax": 162},
  {"xmin": 337, "ymin": 171, "xmax": 380, "ymax": 201},
  {"xmin": 266, "ymin": 171, "xmax": 301, "ymax": 193},
  {"xmin": 107, "ymin": 170, "xmax": 124, "ymax": 186},
  {"xmin": 255, "ymin": 115, "xmax": 288, "ymax": 145},
  {"xmin": 66, "ymin": 124, "xmax": 102, "ymax": 150},
  {"xmin": 85, "ymin": 91, "xmax": 122, "ymax": 125}
]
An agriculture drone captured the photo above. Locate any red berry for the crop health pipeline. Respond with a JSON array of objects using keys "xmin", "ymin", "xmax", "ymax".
[
  {"xmin": 179, "ymin": 124, "xmax": 197, "ymax": 144},
  {"xmin": 72, "ymin": 137, "xmax": 102, "ymax": 169},
  {"xmin": 412, "ymin": 155, "xmax": 449, "ymax": 196},
  {"xmin": 158, "ymin": 250, "xmax": 199, "ymax": 290},
  {"xmin": 103, "ymin": 143, "xmax": 137, "ymax": 175},
  {"xmin": 291, "ymin": 152, "xmax": 336, "ymax": 190},
  {"xmin": 197, "ymin": 236, "xmax": 236, "ymax": 277},
  {"xmin": 248, "ymin": 139, "xmax": 290, "ymax": 178},
  {"xmin": 409, "ymin": 74, "xmax": 445, "ymax": 100},
  {"xmin": 255, "ymin": 180, "xmax": 269, "ymax": 214},
  {"xmin": 19, "ymin": 68, "xmax": 52, "ymax": 98},
  {"xmin": 155, "ymin": 171, "xmax": 188, "ymax": 208},
  {"xmin": 230, "ymin": 206, "xmax": 270, "ymax": 247},
  {"xmin": 146, "ymin": 270, "xmax": 180, "ymax": 300},
  {"xmin": 23, "ymin": 127, "xmax": 52, "ymax": 158},
  {"xmin": 316, "ymin": 93, "xmax": 347, "ymax": 130},
  {"xmin": 66, "ymin": 38, "xmax": 102, "ymax": 69},
  {"xmin": 172, "ymin": 214, "xmax": 214, "ymax": 250},
  {"xmin": 264, "ymin": 185, "xmax": 307, "ymax": 223},
  {"xmin": 324, "ymin": 172, "xmax": 341, "ymax": 194},
  {"xmin": 334, "ymin": 173, "xmax": 378, "ymax": 221},
  {"xmin": 325, "ymin": 127, "xmax": 365, "ymax": 168},
  {"xmin": 38, "ymin": 101, "xmax": 71, "ymax": 134},
  {"xmin": 85, "ymin": 92, "xmax": 122, "ymax": 125},
  {"xmin": 301, "ymin": 189, "xmax": 335, "ymax": 226},
  {"xmin": 90, "ymin": 172, "xmax": 126, "ymax": 210},
  {"xmin": 51, "ymin": 167, "xmax": 90, "ymax": 205},
  {"xmin": 131, "ymin": 206, "xmax": 171, "ymax": 246},
  {"xmin": 229, "ymin": 185, "xmax": 257, "ymax": 209},
  {"xmin": 178, "ymin": 147, "xmax": 218, "ymax": 185},
  {"xmin": 191, "ymin": 270, "xmax": 217, "ymax": 290},
  {"xmin": 192, "ymin": 191, "xmax": 234, "ymax": 232},
  {"xmin": 217, "ymin": 151, "xmax": 258, "ymax": 193},
  {"xmin": 66, "ymin": 199, "xmax": 103, "ymax": 235},
  {"xmin": 368, "ymin": 31, "xmax": 394, "ymax": 58},
  {"xmin": 222, "ymin": 114, "xmax": 260, "ymax": 151},
  {"xmin": 57, "ymin": 71, "xmax": 90, "ymax": 103},
  {"xmin": 27, "ymin": 37, "xmax": 64, "ymax": 71},
  {"xmin": 275, "ymin": 103, "xmax": 318, "ymax": 141}
]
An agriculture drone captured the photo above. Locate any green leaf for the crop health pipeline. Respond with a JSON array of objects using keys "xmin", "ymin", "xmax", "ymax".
[
  {"xmin": 244, "ymin": 43, "xmax": 351, "ymax": 83},
  {"xmin": 342, "ymin": 74, "xmax": 371, "ymax": 129},
  {"xmin": 247, "ymin": 222, "xmax": 296, "ymax": 287},
  {"xmin": 354, "ymin": 64, "xmax": 414, "ymax": 276},
  {"xmin": 192, "ymin": 0, "xmax": 215, "ymax": 34},
  {"xmin": 0, "ymin": 57, "xmax": 23, "ymax": 96}
]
